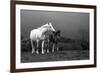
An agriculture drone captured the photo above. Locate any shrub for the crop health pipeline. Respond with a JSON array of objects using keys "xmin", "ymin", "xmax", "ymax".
[{"xmin": 21, "ymin": 38, "xmax": 32, "ymax": 52}]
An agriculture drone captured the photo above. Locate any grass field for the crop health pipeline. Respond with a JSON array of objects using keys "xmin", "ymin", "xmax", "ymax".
[
  {"xmin": 21, "ymin": 37, "xmax": 89, "ymax": 63},
  {"xmin": 21, "ymin": 50, "xmax": 89, "ymax": 63}
]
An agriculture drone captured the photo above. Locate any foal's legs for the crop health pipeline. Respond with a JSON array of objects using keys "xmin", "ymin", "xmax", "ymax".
[
  {"xmin": 56, "ymin": 44, "xmax": 59, "ymax": 51},
  {"xmin": 52, "ymin": 44, "xmax": 59, "ymax": 52},
  {"xmin": 46, "ymin": 40, "xmax": 50, "ymax": 53},
  {"xmin": 55, "ymin": 44, "xmax": 59, "ymax": 51},
  {"xmin": 52, "ymin": 44, "xmax": 55, "ymax": 52}
]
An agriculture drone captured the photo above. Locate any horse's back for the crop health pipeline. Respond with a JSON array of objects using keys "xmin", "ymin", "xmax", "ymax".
[
  {"xmin": 30, "ymin": 29, "xmax": 38, "ymax": 40},
  {"xmin": 30, "ymin": 29, "xmax": 45, "ymax": 40}
]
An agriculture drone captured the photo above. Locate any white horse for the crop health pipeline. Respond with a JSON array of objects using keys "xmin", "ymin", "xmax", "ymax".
[{"xmin": 30, "ymin": 22, "xmax": 55, "ymax": 54}]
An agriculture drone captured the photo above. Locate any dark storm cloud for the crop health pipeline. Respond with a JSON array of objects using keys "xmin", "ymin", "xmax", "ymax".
[{"xmin": 21, "ymin": 9, "xmax": 89, "ymax": 41}]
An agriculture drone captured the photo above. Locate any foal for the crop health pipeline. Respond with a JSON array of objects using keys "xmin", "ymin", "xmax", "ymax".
[{"xmin": 45, "ymin": 30, "xmax": 61, "ymax": 53}]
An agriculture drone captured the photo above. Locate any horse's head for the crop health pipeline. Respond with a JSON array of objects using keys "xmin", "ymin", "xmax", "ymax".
[
  {"xmin": 41, "ymin": 22, "xmax": 55, "ymax": 32},
  {"xmin": 48, "ymin": 22, "xmax": 55, "ymax": 31}
]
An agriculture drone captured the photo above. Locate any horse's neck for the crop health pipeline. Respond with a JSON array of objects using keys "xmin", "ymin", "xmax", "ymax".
[{"xmin": 39, "ymin": 28, "xmax": 48, "ymax": 34}]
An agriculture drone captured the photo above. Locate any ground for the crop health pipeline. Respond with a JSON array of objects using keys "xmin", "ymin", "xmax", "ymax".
[{"xmin": 21, "ymin": 50, "xmax": 89, "ymax": 63}]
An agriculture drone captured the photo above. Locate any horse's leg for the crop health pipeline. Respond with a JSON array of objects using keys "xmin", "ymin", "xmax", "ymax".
[
  {"xmin": 46, "ymin": 44, "xmax": 49, "ymax": 53},
  {"xmin": 42, "ymin": 41, "xmax": 45, "ymax": 54},
  {"xmin": 55, "ymin": 43, "xmax": 58, "ymax": 52},
  {"xmin": 44, "ymin": 41, "xmax": 47, "ymax": 53},
  {"xmin": 47, "ymin": 43, "xmax": 49, "ymax": 53},
  {"xmin": 52, "ymin": 43, "xmax": 55, "ymax": 52},
  {"xmin": 36, "ymin": 40, "xmax": 39, "ymax": 54},
  {"xmin": 45, "ymin": 40, "xmax": 49, "ymax": 53},
  {"xmin": 56, "ymin": 44, "xmax": 59, "ymax": 51},
  {"xmin": 46, "ymin": 40, "xmax": 49, "ymax": 53},
  {"xmin": 31, "ymin": 39, "xmax": 34, "ymax": 53},
  {"xmin": 48, "ymin": 40, "xmax": 51, "ymax": 53}
]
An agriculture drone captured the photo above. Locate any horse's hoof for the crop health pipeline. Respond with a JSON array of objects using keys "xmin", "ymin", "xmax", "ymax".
[
  {"xmin": 36, "ymin": 51, "xmax": 39, "ymax": 54},
  {"xmin": 32, "ymin": 51, "xmax": 34, "ymax": 54},
  {"xmin": 47, "ymin": 49, "xmax": 49, "ymax": 53}
]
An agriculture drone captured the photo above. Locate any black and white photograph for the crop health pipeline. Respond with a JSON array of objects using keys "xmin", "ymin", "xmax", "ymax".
[
  {"xmin": 21, "ymin": 10, "xmax": 90, "ymax": 63},
  {"xmin": 11, "ymin": 1, "xmax": 96, "ymax": 72}
]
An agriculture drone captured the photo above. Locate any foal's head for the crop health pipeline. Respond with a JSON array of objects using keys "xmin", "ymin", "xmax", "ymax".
[
  {"xmin": 49, "ymin": 30, "xmax": 61, "ymax": 43},
  {"xmin": 53, "ymin": 30, "xmax": 61, "ymax": 36}
]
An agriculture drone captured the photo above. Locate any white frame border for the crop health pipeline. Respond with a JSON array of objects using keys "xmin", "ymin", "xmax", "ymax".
[{"xmin": 16, "ymin": 4, "xmax": 94, "ymax": 69}]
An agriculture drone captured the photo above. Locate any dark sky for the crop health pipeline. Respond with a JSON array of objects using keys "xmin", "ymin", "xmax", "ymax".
[{"xmin": 21, "ymin": 9, "xmax": 89, "ymax": 41}]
